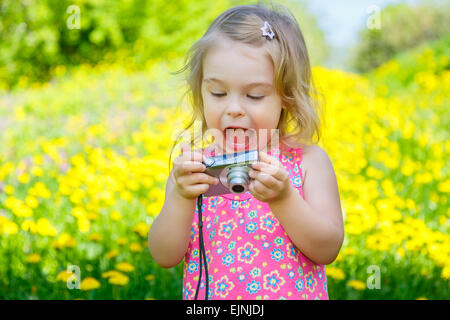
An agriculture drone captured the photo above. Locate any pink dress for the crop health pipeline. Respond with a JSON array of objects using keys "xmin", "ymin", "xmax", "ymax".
[{"xmin": 182, "ymin": 144, "xmax": 329, "ymax": 300}]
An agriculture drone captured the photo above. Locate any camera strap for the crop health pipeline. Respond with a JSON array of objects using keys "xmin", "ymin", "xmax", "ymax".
[{"xmin": 194, "ymin": 194, "xmax": 209, "ymax": 300}]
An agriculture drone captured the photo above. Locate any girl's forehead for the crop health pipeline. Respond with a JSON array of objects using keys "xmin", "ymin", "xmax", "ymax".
[{"xmin": 203, "ymin": 42, "xmax": 274, "ymax": 86}]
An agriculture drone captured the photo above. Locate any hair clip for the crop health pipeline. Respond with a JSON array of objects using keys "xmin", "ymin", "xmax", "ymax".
[{"xmin": 260, "ymin": 21, "xmax": 275, "ymax": 40}]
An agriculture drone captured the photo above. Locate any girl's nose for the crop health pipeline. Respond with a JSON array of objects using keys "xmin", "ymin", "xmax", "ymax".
[{"xmin": 225, "ymin": 97, "xmax": 245, "ymax": 118}]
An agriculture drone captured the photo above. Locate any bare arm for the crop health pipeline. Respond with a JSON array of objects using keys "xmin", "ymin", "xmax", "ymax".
[
  {"xmin": 269, "ymin": 145, "xmax": 344, "ymax": 265},
  {"xmin": 148, "ymin": 173, "xmax": 196, "ymax": 268},
  {"xmin": 148, "ymin": 145, "xmax": 219, "ymax": 269}
]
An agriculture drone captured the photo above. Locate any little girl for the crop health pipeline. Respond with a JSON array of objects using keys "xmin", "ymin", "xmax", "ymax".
[{"xmin": 148, "ymin": 3, "xmax": 344, "ymax": 300}]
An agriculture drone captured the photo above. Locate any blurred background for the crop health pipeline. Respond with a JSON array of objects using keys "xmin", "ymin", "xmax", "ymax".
[{"xmin": 0, "ymin": 0, "xmax": 448, "ymax": 299}]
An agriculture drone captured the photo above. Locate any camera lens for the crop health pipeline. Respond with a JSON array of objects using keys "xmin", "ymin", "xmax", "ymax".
[{"xmin": 227, "ymin": 166, "xmax": 250, "ymax": 194}]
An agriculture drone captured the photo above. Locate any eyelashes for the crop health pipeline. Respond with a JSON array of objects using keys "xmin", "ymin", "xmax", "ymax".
[{"xmin": 210, "ymin": 92, "xmax": 264, "ymax": 100}]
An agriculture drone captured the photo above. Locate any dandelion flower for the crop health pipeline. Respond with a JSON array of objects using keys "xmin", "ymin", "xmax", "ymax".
[
  {"xmin": 80, "ymin": 277, "xmax": 100, "ymax": 291},
  {"xmin": 347, "ymin": 280, "xmax": 366, "ymax": 290},
  {"xmin": 27, "ymin": 253, "xmax": 41, "ymax": 263},
  {"xmin": 115, "ymin": 262, "xmax": 135, "ymax": 272}
]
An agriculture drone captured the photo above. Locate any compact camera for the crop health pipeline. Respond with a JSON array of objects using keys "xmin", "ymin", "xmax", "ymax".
[{"xmin": 202, "ymin": 149, "xmax": 259, "ymax": 197}]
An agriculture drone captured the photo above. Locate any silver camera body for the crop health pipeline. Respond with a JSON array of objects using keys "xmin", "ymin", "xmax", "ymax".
[{"xmin": 203, "ymin": 149, "xmax": 259, "ymax": 197}]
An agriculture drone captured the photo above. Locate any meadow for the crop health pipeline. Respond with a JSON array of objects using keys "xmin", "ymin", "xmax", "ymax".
[{"xmin": 0, "ymin": 37, "xmax": 448, "ymax": 300}]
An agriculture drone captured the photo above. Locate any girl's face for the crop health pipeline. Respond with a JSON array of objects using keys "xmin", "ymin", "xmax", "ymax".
[{"xmin": 201, "ymin": 36, "xmax": 283, "ymax": 154}]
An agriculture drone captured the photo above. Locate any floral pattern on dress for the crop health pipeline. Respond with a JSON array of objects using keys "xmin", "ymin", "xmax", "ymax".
[{"xmin": 182, "ymin": 145, "xmax": 329, "ymax": 300}]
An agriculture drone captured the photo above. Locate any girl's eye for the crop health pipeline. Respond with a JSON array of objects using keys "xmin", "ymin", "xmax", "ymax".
[{"xmin": 210, "ymin": 92, "xmax": 264, "ymax": 100}]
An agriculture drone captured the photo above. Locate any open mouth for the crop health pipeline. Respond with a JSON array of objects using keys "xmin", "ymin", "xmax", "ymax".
[{"xmin": 223, "ymin": 127, "xmax": 256, "ymax": 152}]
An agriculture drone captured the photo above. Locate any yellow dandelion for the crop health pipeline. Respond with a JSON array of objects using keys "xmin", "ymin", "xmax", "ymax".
[
  {"xmin": 25, "ymin": 195, "xmax": 39, "ymax": 208},
  {"xmin": 347, "ymin": 279, "xmax": 366, "ymax": 290},
  {"xmin": 109, "ymin": 274, "xmax": 129, "ymax": 286},
  {"xmin": 106, "ymin": 249, "xmax": 119, "ymax": 259},
  {"xmin": 117, "ymin": 237, "xmax": 127, "ymax": 246},
  {"xmin": 115, "ymin": 262, "xmax": 135, "ymax": 272},
  {"xmin": 36, "ymin": 217, "xmax": 58, "ymax": 237},
  {"xmin": 102, "ymin": 270, "xmax": 124, "ymax": 279},
  {"xmin": 416, "ymin": 297, "xmax": 428, "ymax": 300},
  {"xmin": 21, "ymin": 220, "xmax": 38, "ymax": 234},
  {"xmin": 129, "ymin": 242, "xmax": 143, "ymax": 252},
  {"xmin": 325, "ymin": 267, "xmax": 345, "ymax": 280},
  {"xmin": 110, "ymin": 211, "xmax": 122, "ymax": 221},
  {"xmin": 4, "ymin": 185, "xmax": 14, "ymax": 195},
  {"xmin": 132, "ymin": 222, "xmax": 149, "ymax": 238},
  {"xmin": 27, "ymin": 253, "xmax": 41, "ymax": 263},
  {"xmin": 31, "ymin": 166, "xmax": 44, "ymax": 177},
  {"xmin": 88, "ymin": 232, "xmax": 102, "ymax": 241},
  {"xmin": 56, "ymin": 270, "xmax": 74, "ymax": 282},
  {"xmin": 18, "ymin": 173, "xmax": 30, "ymax": 184},
  {"xmin": 0, "ymin": 216, "xmax": 19, "ymax": 235},
  {"xmin": 102, "ymin": 270, "xmax": 129, "ymax": 286},
  {"xmin": 80, "ymin": 277, "xmax": 100, "ymax": 291},
  {"xmin": 145, "ymin": 274, "xmax": 155, "ymax": 281},
  {"xmin": 51, "ymin": 232, "xmax": 76, "ymax": 249},
  {"xmin": 441, "ymin": 265, "xmax": 450, "ymax": 280}
]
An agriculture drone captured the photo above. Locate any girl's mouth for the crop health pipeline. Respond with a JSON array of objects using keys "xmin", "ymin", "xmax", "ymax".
[{"xmin": 223, "ymin": 127, "xmax": 256, "ymax": 152}]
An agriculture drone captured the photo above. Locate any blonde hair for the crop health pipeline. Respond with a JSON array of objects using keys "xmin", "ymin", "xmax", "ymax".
[{"xmin": 169, "ymin": 1, "xmax": 324, "ymax": 167}]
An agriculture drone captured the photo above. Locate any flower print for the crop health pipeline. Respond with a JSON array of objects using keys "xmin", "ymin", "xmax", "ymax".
[
  {"xmin": 263, "ymin": 270, "xmax": 286, "ymax": 293},
  {"xmin": 305, "ymin": 271, "xmax": 318, "ymax": 293},
  {"xmin": 273, "ymin": 236, "xmax": 284, "ymax": 247},
  {"xmin": 187, "ymin": 260, "xmax": 199, "ymax": 274},
  {"xmin": 231, "ymin": 200, "xmax": 239, "ymax": 210},
  {"xmin": 287, "ymin": 269, "xmax": 296, "ymax": 279},
  {"xmin": 293, "ymin": 163, "xmax": 299, "ymax": 174},
  {"xmin": 238, "ymin": 217, "xmax": 245, "ymax": 226},
  {"xmin": 281, "ymin": 154, "xmax": 294, "ymax": 165},
  {"xmin": 191, "ymin": 248, "xmax": 199, "ymax": 258},
  {"xmin": 218, "ymin": 219, "xmax": 237, "ymax": 239},
  {"xmin": 262, "ymin": 239, "xmax": 271, "ymax": 250},
  {"xmin": 295, "ymin": 278, "xmax": 304, "ymax": 292},
  {"xmin": 240, "ymin": 199, "xmax": 251, "ymax": 209},
  {"xmin": 237, "ymin": 272, "xmax": 247, "ymax": 283},
  {"xmin": 245, "ymin": 221, "xmax": 258, "ymax": 234},
  {"xmin": 286, "ymin": 243, "xmax": 298, "ymax": 261},
  {"xmin": 237, "ymin": 242, "xmax": 260, "ymax": 264},
  {"xmin": 228, "ymin": 241, "xmax": 236, "ymax": 251},
  {"xmin": 270, "ymin": 248, "xmax": 284, "ymax": 262},
  {"xmin": 215, "ymin": 245, "xmax": 224, "ymax": 256},
  {"xmin": 318, "ymin": 269, "xmax": 324, "ymax": 281},
  {"xmin": 213, "ymin": 215, "xmax": 219, "ymax": 224},
  {"xmin": 189, "ymin": 225, "xmax": 196, "ymax": 240},
  {"xmin": 208, "ymin": 196, "xmax": 223, "ymax": 211},
  {"xmin": 260, "ymin": 212, "xmax": 279, "ymax": 233},
  {"xmin": 291, "ymin": 175, "xmax": 303, "ymax": 188},
  {"xmin": 246, "ymin": 280, "xmax": 261, "ymax": 295},
  {"xmin": 297, "ymin": 266, "xmax": 304, "ymax": 277},
  {"xmin": 184, "ymin": 282, "xmax": 194, "ymax": 300},
  {"xmin": 205, "ymin": 221, "xmax": 212, "ymax": 231},
  {"xmin": 247, "ymin": 210, "xmax": 257, "ymax": 220},
  {"xmin": 250, "ymin": 267, "xmax": 261, "ymax": 278},
  {"xmin": 214, "ymin": 275, "xmax": 235, "ymax": 298},
  {"xmin": 222, "ymin": 253, "xmax": 235, "ymax": 267},
  {"xmin": 208, "ymin": 228, "xmax": 216, "ymax": 241}
]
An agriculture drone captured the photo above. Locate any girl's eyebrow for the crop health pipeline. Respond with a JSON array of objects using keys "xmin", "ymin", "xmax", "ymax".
[{"xmin": 203, "ymin": 77, "xmax": 273, "ymax": 88}]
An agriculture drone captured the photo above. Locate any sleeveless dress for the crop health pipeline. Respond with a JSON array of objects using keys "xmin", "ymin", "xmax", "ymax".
[{"xmin": 182, "ymin": 144, "xmax": 329, "ymax": 300}]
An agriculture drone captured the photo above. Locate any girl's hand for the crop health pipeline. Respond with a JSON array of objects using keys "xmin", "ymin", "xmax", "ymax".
[
  {"xmin": 171, "ymin": 143, "xmax": 219, "ymax": 200},
  {"xmin": 248, "ymin": 152, "xmax": 294, "ymax": 204}
]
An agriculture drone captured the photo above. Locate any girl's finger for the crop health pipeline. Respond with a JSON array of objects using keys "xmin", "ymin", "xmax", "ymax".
[
  {"xmin": 249, "ymin": 181, "xmax": 265, "ymax": 201},
  {"xmin": 174, "ymin": 161, "xmax": 206, "ymax": 176},
  {"xmin": 249, "ymin": 169, "xmax": 279, "ymax": 189},
  {"xmin": 252, "ymin": 179, "xmax": 269, "ymax": 196},
  {"xmin": 183, "ymin": 172, "xmax": 219, "ymax": 186},
  {"xmin": 252, "ymin": 162, "xmax": 288, "ymax": 182}
]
